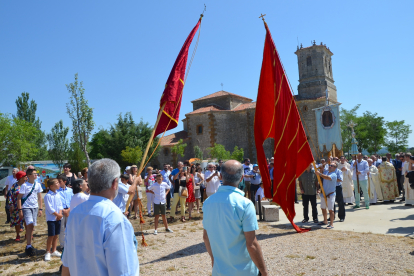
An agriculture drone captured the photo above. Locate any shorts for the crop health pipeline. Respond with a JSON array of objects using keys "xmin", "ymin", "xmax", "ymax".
[
  {"xmin": 154, "ymin": 203, "xmax": 166, "ymax": 216},
  {"xmin": 244, "ymin": 181, "xmax": 251, "ymax": 192},
  {"xmin": 320, "ymin": 194, "xmax": 336, "ymax": 211},
  {"xmin": 22, "ymin": 208, "xmax": 38, "ymax": 226},
  {"xmin": 133, "ymin": 186, "xmax": 143, "ymax": 200},
  {"xmin": 47, "ymin": 220, "xmax": 61, "ymax": 236}
]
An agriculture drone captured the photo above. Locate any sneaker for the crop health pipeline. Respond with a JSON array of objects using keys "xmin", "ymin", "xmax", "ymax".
[
  {"xmin": 366, "ymin": 205, "xmax": 370, "ymax": 209},
  {"xmin": 15, "ymin": 235, "xmax": 20, "ymax": 242},
  {"xmin": 154, "ymin": 230, "xmax": 158, "ymax": 235},
  {"xmin": 51, "ymin": 251, "xmax": 62, "ymax": 257},
  {"xmin": 44, "ymin": 252, "xmax": 51, "ymax": 261},
  {"xmin": 339, "ymin": 219, "xmax": 344, "ymax": 222},
  {"xmin": 353, "ymin": 205, "xmax": 360, "ymax": 209},
  {"xmin": 25, "ymin": 246, "xmax": 36, "ymax": 257},
  {"xmin": 165, "ymin": 228, "xmax": 173, "ymax": 233}
]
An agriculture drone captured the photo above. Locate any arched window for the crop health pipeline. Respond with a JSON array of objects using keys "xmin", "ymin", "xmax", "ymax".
[{"xmin": 196, "ymin": 125, "xmax": 203, "ymax": 135}]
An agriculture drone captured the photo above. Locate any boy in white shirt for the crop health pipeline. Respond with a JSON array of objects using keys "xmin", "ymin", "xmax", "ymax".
[
  {"xmin": 44, "ymin": 179, "xmax": 63, "ymax": 261},
  {"xmin": 148, "ymin": 174, "xmax": 173, "ymax": 235},
  {"xmin": 17, "ymin": 169, "xmax": 43, "ymax": 256}
]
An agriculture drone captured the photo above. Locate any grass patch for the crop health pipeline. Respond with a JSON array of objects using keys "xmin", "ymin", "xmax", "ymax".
[
  {"xmin": 286, "ymin": 254, "xmax": 301, "ymax": 259},
  {"xmin": 306, "ymin": 255, "xmax": 316, "ymax": 260},
  {"xmin": 166, "ymin": 266, "xmax": 176, "ymax": 271}
]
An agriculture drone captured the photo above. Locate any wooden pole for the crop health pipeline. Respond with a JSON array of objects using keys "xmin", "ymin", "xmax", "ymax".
[
  {"xmin": 258, "ymin": 195, "xmax": 262, "ymax": 221},
  {"xmin": 125, "ymin": 102, "xmax": 167, "ymax": 211},
  {"xmin": 312, "ymin": 161, "xmax": 328, "ymax": 207}
]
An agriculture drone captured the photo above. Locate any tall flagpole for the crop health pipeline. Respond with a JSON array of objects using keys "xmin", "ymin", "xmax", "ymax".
[{"xmin": 125, "ymin": 102, "xmax": 167, "ymax": 211}]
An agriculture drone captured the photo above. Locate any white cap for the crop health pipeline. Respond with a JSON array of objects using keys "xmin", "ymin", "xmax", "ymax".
[{"xmin": 125, "ymin": 166, "xmax": 131, "ymax": 171}]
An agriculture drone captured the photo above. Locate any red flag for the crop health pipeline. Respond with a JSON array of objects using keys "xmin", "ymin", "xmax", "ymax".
[
  {"xmin": 153, "ymin": 18, "xmax": 201, "ymax": 138},
  {"xmin": 254, "ymin": 22, "xmax": 314, "ymax": 233}
]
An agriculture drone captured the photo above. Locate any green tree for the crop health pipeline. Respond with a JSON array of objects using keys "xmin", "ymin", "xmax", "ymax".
[
  {"xmin": 0, "ymin": 113, "xmax": 39, "ymax": 165},
  {"xmin": 67, "ymin": 142, "xmax": 88, "ymax": 175},
  {"xmin": 66, "ymin": 73, "xmax": 95, "ymax": 165},
  {"xmin": 193, "ymin": 145, "xmax": 203, "ymax": 161},
  {"xmin": 121, "ymin": 145, "xmax": 143, "ymax": 165},
  {"xmin": 14, "ymin": 92, "xmax": 48, "ymax": 160},
  {"xmin": 230, "ymin": 146, "xmax": 244, "ymax": 162},
  {"xmin": 385, "ymin": 120, "xmax": 412, "ymax": 154},
  {"xmin": 171, "ymin": 139, "xmax": 187, "ymax": 165},
  {"xmin": 340, "ymin": 105, "xmax": 360, "ymax": 155},
  {"xmin": 89, "ymin": 113, "xmax": 159, "ymax": 169},
  {"xmin": 208, "ymin": 143, "xmax": 231, "ymax": 161},
  {"xmin": 356, "ymin": 111, "xmax": 387, "ymax": 154},
  {"xmin": 47, "ymin": 120, "xmax": 69, "ymax": 170}
]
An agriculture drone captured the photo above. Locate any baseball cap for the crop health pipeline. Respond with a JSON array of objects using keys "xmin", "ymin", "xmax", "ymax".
[
  {"xmin": 16, "ymin": 171, "xmax": 26, "ymax": 180},
  {"xmin": 125, "ymin": 166, "xmax": 131, "ymax": 171},
  {"xmin": 253, "ymin": 164, "xmax": 259, "ymax": 167}
]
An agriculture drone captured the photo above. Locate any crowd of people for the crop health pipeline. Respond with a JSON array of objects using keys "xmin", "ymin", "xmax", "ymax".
[
  {"xmin": 2, "ymin": 152, "xmax": 413, "ymax": 275},
  {"xmin": 299, "ymin": 152, "xmax": 414, "ymax": 229}
]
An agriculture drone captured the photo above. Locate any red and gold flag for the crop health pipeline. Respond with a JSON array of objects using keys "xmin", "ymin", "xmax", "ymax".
[
  {"xmin": 254, "ymin": 21, "xmax": 314, "ymax": 233},
  {"xmin": 153, "ymin": 18, "xmax": 201, "ymax": 138}
]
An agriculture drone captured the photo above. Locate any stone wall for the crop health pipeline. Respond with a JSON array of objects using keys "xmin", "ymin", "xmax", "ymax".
[{"xmin": 192, "ymin": 96, "xmax": 251, "ymax": 111}]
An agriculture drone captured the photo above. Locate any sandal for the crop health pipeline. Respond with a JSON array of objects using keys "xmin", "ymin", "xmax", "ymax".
[
  {"xmin": 301, "ymin": 219, "xmax": 308, "ymax": 223},
  {"xmin": 132, "ymin": 215, "xmax": 138, "ymax": 220},
  {"xmin": 326, "ymin": 225, "xmax": 334, "ymax": 229},
  {"xmin": 318, "ymin": 222, "xmax": 327, "ymax": 225}
]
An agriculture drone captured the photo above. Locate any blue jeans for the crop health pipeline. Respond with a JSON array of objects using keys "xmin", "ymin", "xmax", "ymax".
[{"xmin": 354, "ymin": 179, "xmax": 369, "ymax": 207}]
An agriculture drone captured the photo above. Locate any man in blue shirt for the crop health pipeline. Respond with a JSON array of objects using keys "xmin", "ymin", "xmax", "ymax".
[
  {"xmin": 203, "ymin": 160, "xmax": 268, "ymax": 276},
  {"xmin": 316, "ymin": 162, "xmax": 338, "ymax": 229},
  {"xmin": 62, "ymin": 158, "xmax": 139, "ymax": 276},
  {"xmin": 57, "ymin": 174, "xmax": 73, "ymax": 250}
]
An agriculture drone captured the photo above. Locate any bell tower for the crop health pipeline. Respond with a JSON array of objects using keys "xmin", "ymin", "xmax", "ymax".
[{"xmin": 294, "ymin": 41, "xmax": 337, "ymax": 102}]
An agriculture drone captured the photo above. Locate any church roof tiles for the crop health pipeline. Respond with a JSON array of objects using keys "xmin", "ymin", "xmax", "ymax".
[
  {"xmin": 232, "ymin": 102, "xmax": 256, "ymax": 111},
  {"xmin": 191, "ymin": 90, "xmax": 252, "ymax": 103},
  {"xmin": 160, "ymin": 130, "xmax": 189, "ymax": 146},
  {"xmin": 186, "ymin": 105, "xmax": 224, "ymax": 115}
]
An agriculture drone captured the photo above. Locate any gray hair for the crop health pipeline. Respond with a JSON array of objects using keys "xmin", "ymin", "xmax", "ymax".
[
  {"xmin": 13, "ymin": 168, "xmax": 18, "ymax": 172},
  {"xmin": 88, "ymin": 159, "xmax": 120, "ymax": 194},
  {"xmin": 221, "ymin": 160, "xmax": 243, "ymax": 186},
  {"xmin": 367, "ymin": 159, "xmax": 373, "ymax": 163},
  {"xmin": 207, "ymin": 162, "xmax": 214, "ymax": 167}
]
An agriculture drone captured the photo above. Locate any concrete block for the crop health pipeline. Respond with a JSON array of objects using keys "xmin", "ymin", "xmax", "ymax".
[
  {"xmin": 255, "ymin": 201, "xmax": 270, "ymax": 215},
  {"xmin": 262, "ymin": 205, "xmax": 279, "ymax": 222}
]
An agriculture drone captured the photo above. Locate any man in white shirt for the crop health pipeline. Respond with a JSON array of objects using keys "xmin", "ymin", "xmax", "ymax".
[
  {"xmin": 160, "ymin": 163, "xmax": 172, "ymax": 209},
  {"xmin": 17, "ymin": 169, "xmax": 43, "ymax": 256},
  {"xmin": 205, "ymin": 163, "xmax": 222, "ymax": 198},
  {"xmin": 4, "ymin": 168, "xmax": 18, "ymax": 223},
  {"xmin": 242, "ymin": 158, "xmax": 253, "ymax": 199}
]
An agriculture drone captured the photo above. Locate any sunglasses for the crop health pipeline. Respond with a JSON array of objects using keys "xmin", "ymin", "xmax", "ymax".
[{"xmin": 329, "ymin": 165, "xmax": 336, "ymax": 168}]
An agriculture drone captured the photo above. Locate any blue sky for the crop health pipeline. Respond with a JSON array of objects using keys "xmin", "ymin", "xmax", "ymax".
[{"xmin": 1, "ymin": 1, "xmax": 413, "ymax": 148}]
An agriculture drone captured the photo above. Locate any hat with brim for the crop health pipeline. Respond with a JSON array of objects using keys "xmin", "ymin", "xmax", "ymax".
[
  {"xmin": 16, "ymin": 171, "xmax": 26, "ymax": 180},
  {"xmin": 131, "ymin": 165, "xmax": 138, "ymax": 168}
]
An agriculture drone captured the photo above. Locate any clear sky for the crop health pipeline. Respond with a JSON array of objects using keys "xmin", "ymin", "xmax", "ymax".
[{"xmin": 1, "ymin": 1, "xmax": 413, "ymax": 147}]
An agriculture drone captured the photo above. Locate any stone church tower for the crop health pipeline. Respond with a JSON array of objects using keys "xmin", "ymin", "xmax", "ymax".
[{"xmin": 294, "ymin": 42, "xmax": 339, "ymax": 160}]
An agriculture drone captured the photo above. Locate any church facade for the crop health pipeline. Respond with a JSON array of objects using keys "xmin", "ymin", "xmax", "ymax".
[{"xmin": 155, "ymin": 42, "xmax": 339, "ymax": 167}]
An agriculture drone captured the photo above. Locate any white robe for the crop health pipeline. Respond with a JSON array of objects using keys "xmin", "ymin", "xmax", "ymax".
[
  {"xmin": 338, "ymin": 162, "xmax": 355, "ymax": 203},
  {"xmin": 368, "ymin": 165, "xmax": 383, "ymax": 203},
  {"xmin": 402, "ymin": 162, "xmax": 414, "ymax": 205}
]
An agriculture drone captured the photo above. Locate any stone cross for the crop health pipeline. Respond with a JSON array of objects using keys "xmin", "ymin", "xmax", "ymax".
[{"xmin": 347, "ymin": 120, "xmax": 357, "ymax": 133}]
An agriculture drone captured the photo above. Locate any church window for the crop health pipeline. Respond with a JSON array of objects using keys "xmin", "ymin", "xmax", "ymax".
[
  {"xmin": 303, "ymin": 105, "xmax": 308, "ymax": 112},
  {"xmin": 306, "ymin": 56, "xmax": 312, "ymax": 66},
  {"xmin": 196, "ymin": 125, "xmax": 203, "ymax": 135},
  {"xmin": 164, "ymin": 148, "xmax": 169, "ymax": 156}
]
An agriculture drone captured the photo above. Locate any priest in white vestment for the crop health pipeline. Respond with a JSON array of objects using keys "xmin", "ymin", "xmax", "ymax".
[
  {"xmin": 402, "ymin": 154, "xmax": 414, "ymax": 206},
  {"xmin": 338, "ymin": 156, "xmax": 354, "ymax": 204},
  {"xmin": 367, "ymin": 159, "xmax": 383, "ymax": 204}
]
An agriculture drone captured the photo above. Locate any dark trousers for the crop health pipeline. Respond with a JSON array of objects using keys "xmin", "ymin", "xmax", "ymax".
[
  {"xmin": 334, "ymin": 185, "xmax": 346, "ymax": 220},
  {"xmin": 250, "ymin": 184, "xmax": 261, "ymax": 206},
  {"xmin": 200, "ymin": 186, "xmax": 206, "ymax": 202},
  {"xmin": 5, "ymin": 195, "xmax": 10, "ymax": 222},
  {"xmin": 302, "ymin": 194, "xmax": 318, "ymax": 221},
  {"xmin": 166, "ymin": 186, "xmax": 173, "ymax": 209},
  {"xmin": 397, "ymin": 174, "xmax": 403, "ymax": 194}
]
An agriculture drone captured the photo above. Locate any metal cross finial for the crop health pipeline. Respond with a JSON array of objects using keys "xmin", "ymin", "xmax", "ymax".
[
  {"xmin": 201, "ymin": 4, "xmax": 206, "ymax": 16},
  {"xmin": 347, "ymin": 120, "xmax": 357, "ymax": 132},
  {"xmin": 259, "ymin": 14, "xmax": 266, "ymax": 22}
]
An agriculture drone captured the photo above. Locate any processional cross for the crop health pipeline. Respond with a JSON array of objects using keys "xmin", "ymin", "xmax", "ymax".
[
  {"xmin": 259, "ymin": 14, "xmax": 266, "ymax": 22},
  {"xmin": 347, "ymin": 120, "xmax": 357, "ymax": 134}
]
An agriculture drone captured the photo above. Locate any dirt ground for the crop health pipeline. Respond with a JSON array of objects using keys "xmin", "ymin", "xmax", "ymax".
[{"xmin": 1, "ymin": 193, "xmax": 414, "ymax": 276}]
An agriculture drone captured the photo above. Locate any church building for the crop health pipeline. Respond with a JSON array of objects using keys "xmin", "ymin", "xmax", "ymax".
[{"xmin": 155, "ymin": 42, "xmax": 339, "ymax": 166}]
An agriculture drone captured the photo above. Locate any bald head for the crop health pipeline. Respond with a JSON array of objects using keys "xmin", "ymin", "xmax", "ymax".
[{"xmin": 221, "ymin": 160, "xmax": 243, "ymax": 187}]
